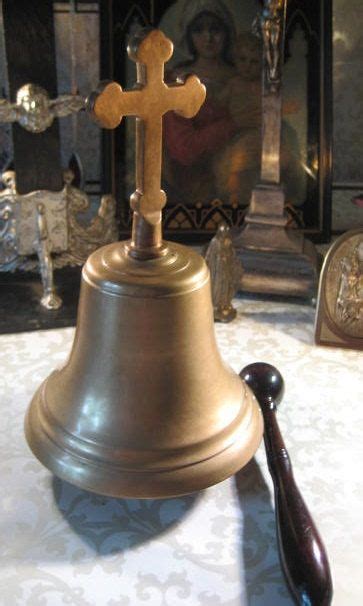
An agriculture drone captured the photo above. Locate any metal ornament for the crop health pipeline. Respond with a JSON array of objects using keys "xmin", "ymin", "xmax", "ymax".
[
  {"xmin": 315, "ymin": 229, "xmax": 363, "ymax": 350},
  {"xmin": 35, "ymin": 202, "xmax": 62, "ymax": 310},
  {"xmin": 204, "ymin": 223, "xmax": 243, "ymax": 322},
  {"xmin": 0, "ymin": 170, "xmax": 118, "ymax": 309},
  {"xmin": 58, "ymin": 170, "xmax": 118, "ymax": 266},
  {"xmin": 0, "ymin": 171, "xmax": 18, "ymax": 266},
  {"xmin": 0, "ymin": 83, "xmax": 85, "ymax": 133},
  {"xmin": 25, "ymin": 29, "xmax": 263, "ymax": 499},
  {"xmin": 233, "ymin": 0, "xmax": 318, "ymax": 299},
  {"xmin": 260, "ymin": 0, "xmax": 285, "ymax": 93}
]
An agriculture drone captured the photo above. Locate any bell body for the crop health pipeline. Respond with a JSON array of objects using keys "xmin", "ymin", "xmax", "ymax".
[{"xmin": 25, "ymin": 241, "xmax": 263, "ymax": 497}]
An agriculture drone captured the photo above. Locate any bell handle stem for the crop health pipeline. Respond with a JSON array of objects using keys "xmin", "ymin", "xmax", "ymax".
[
  {"xmin": 262, "ymin": 403, "xmax": 333, "ymax": 606},
  {"xmin": 128, "ymin": 210, "xmax": 164, "ymax": 259}
]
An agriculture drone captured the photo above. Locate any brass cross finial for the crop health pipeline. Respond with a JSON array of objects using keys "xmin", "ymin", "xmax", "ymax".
[{"xmin": 88, "ymin": 29, "xmax": 206, "ymax": 258}]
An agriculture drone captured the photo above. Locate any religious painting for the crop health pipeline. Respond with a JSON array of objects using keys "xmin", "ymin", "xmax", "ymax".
[
  {"xmin": 160, "ymin": 1, "xmax": 263, "ymax": 233},
  {"xmin": 100, "ymin": 0, "xmax": 332, "ymax": 242}
]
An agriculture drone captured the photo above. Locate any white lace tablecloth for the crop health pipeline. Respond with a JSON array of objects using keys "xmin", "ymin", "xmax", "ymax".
[{"xmin": 0, "ymin": 297, "xmax": 362, "ymax": 606}]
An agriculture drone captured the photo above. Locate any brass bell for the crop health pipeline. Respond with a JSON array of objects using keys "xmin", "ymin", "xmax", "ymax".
[{"xmin": 25, "ymin": 30, "xmax": 263, "ymax": 498}]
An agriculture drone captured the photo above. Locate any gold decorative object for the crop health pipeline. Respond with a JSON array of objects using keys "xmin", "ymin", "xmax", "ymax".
[
  {"xmin": 0, "ymin": 170, "xmax": 118, "ymax": 310},
  {"xmin": 205, "ymin": 223, "xmax": 243, "ymax": 323},
  {"xmin": 315, "ymin": 229, "xmax": 363, "ymax": 350},
  {"xmin": 25, "ymin": 29, "xmax": 263, "ymax": 499},
  {"xmin": 0, "ymin": 83, "xmax": 85, "ymax": 133}
]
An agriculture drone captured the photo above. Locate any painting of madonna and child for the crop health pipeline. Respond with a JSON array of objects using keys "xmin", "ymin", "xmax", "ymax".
[{"xmin": 124, "ymin": 0, "xmax": 309, "ymax": 237}]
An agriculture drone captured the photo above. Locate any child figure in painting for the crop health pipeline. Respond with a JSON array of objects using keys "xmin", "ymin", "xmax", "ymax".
[
  {"xmin": 214, "ymin": 32, "xmax": 262, "ymax": 207},
  {"xmin": 225, "ymin": 32, "xmax": 262, "ymax": 135},
  {"xmin": 215, "ymin": 31, "xmax": 303, "ymax": 210}
]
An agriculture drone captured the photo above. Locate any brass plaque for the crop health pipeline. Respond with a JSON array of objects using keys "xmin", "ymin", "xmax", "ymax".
[{"xmin": 315, "ymin": 229, "xmax": 363, "ymax": 350}]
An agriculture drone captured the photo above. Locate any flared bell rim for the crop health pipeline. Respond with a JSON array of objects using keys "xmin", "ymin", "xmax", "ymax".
[{"xmin": 25, "ymin": 378, "xmax": 263, "ymax": 499}]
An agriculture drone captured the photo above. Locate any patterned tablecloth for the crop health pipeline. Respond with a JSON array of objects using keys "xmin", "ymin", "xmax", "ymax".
[{"xmin": 0, "ymin": 297, "xmax": 362, "ymax": 606}]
